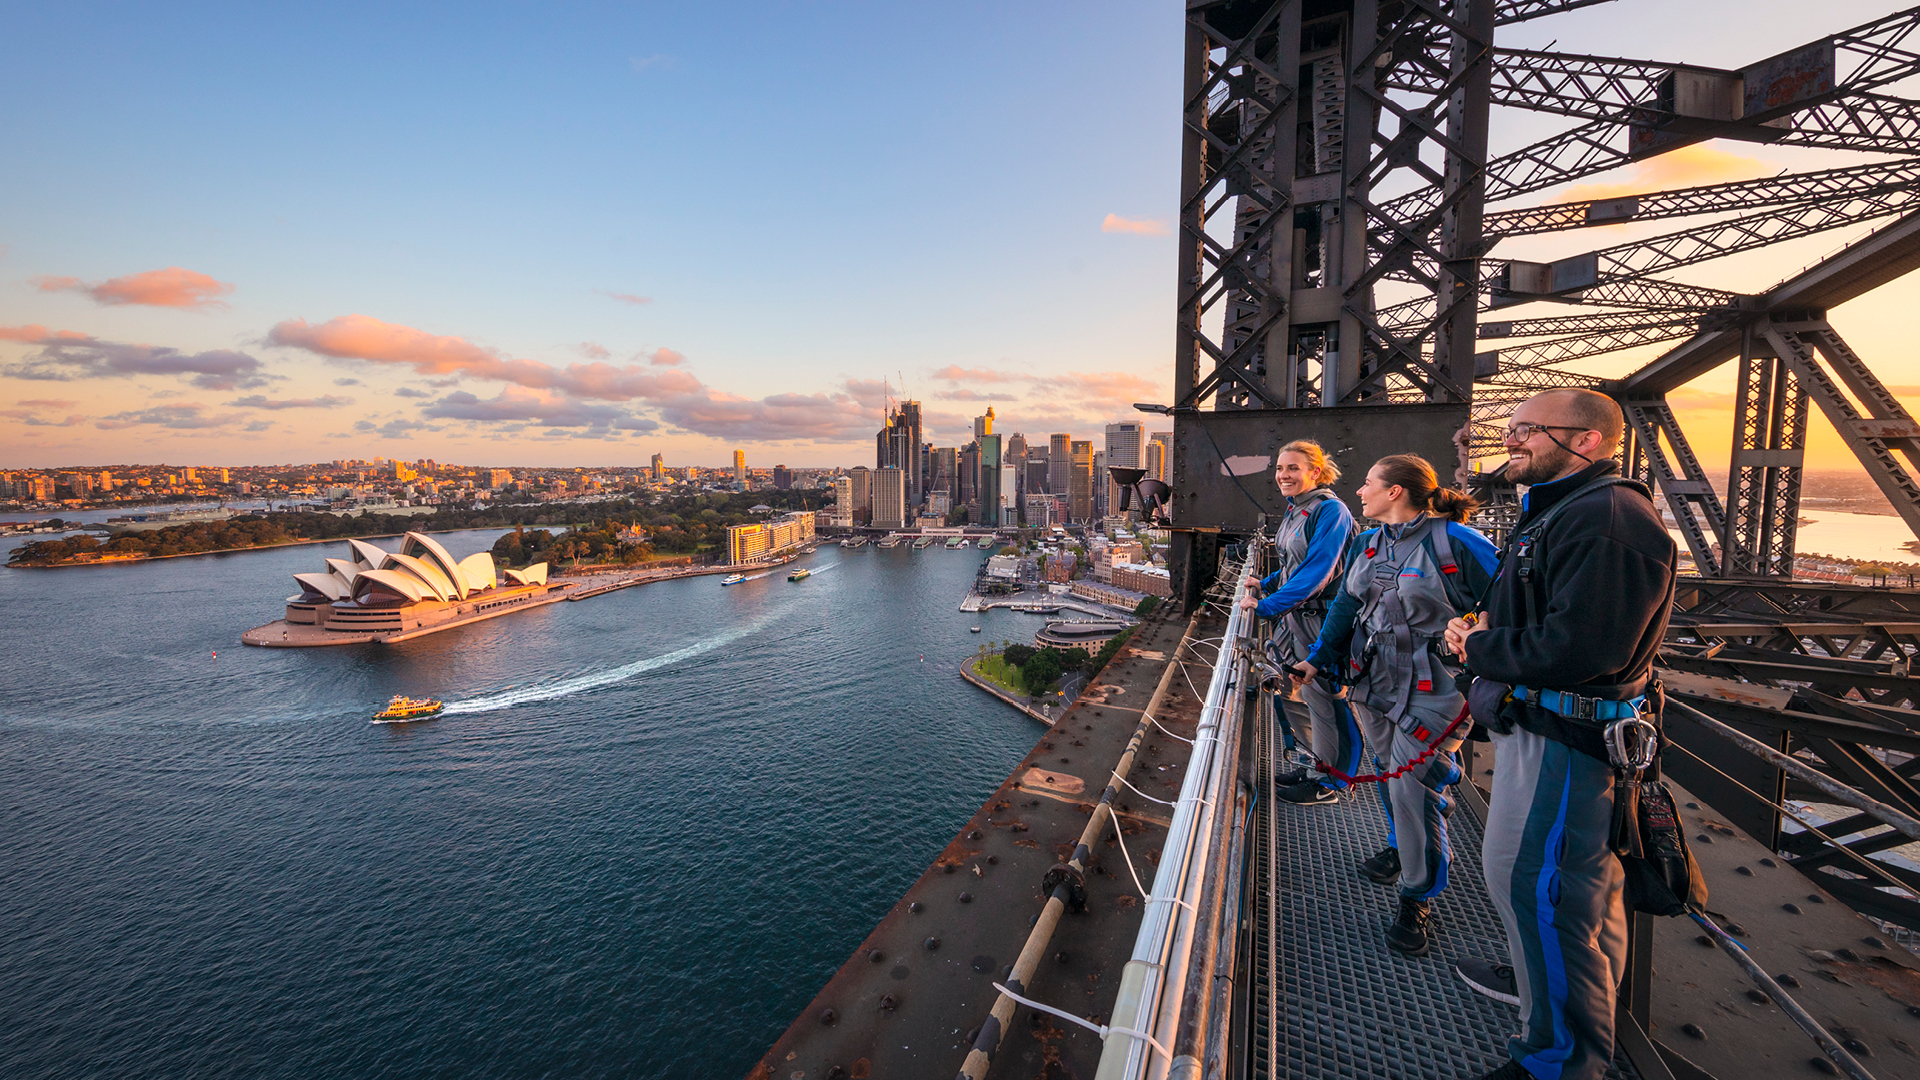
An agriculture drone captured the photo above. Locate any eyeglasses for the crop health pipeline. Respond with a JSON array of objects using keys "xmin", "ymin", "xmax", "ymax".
[{"xmin": 1501, "ymin": 421, "xmax": 1592, "ymax": 444}]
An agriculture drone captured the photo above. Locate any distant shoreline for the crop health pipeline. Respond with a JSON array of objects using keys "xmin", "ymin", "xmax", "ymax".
[{"xmin": 5, "ymin": 527, "xmax": 516, "ymax": 569}]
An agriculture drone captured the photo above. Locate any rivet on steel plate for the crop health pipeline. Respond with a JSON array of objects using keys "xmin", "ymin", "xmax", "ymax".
[
  {"xmin": 959, "ymin": 892, "xmax": 972, "ymax": 903},
  {"xmin": 926, "ymin": 937, "xmax": 940, "ymax": 951},
  {"xmin": 880, "ymin": 994, "xmax": 898, "ymax": 1011},
  {"xmin": 868, "ymin": 949, "xmax": 884, "ymax": 963},
  {"xmin": 820, "ymin": 1008, "xmax": 837, "ymax": 1025}
]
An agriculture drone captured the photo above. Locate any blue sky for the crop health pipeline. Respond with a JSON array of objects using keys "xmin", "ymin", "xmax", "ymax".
[{"xmin": 3, "ymin": 1, "xmax": 1916, "ymax": 468}]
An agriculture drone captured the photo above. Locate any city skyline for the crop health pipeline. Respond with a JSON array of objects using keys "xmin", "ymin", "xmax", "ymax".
[{"xmin": 4, "ymin": 1, "xmax": 1920, "ymax": 473}]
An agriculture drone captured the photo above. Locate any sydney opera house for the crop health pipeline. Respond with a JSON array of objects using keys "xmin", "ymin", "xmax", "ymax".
[{"xmin": 242, "ymin": 531, "xmax": 557, "ymax": 646}]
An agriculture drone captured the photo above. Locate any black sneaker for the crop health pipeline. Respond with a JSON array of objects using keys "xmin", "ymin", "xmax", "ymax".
[
  {"xmin": 1385, "ymin": 895, "xmax": 1431, "ymax": 957},
  {"xmin": 1274, "ymin": 764, "xmax": 1312, "ymax": 785},
  {"xmin": 1455, "ymin": 957, "xmax": 1521, "ymax": 1006},
  {"xmin": 1358, "ymin": 846, "xmax": 1400, "ymax": 884},
  {"xmin": 1277, "ymin": 779, "xmax": 1339, "ymax": 806},
  {"xmin": 1475, "ymin": 1060, "xmax": 1535, "ymax": 1080}
]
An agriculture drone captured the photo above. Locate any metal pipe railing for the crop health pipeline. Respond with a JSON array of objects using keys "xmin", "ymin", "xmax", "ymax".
[{"xmin": 1098, "ymin": 549, "xmax": 1257, "ymax": 1080}]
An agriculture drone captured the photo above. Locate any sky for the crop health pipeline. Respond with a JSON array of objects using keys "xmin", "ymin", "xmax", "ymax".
[{"xmin": 2, "ymin": 0, "xmax": 1917, "ymax": 470}]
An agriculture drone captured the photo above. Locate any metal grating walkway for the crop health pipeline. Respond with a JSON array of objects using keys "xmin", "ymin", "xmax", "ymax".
[{"xmin": 1256, "ymin": 735, "xmax": 1641, "ymax": 1080}]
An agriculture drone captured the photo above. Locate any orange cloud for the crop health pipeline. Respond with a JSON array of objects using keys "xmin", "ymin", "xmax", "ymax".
[
  {"xmin": 268, "ymin": 314, "xmax": 703, "ymax": 402},
  {"xmin": 1551, "ymin": 144, "xmax": 1773, "ymax": 204},
  {"xmin": 36, "ymin": 267, "xmax": 235, "ymax": 310},
  {"xmin": 17, "ymin": 399, "xmax": 77, "ymax": 407},
  {"xmin": 932, "ymin": 364, "xmax": 1023, "ymax": 383},
  {"xmin": 648, "ymin": 347, "xmax": 686, "ymax": 366},
  {"xmin": 1102, "ymin": 213, "xmax": 1170, "ymax": 236},
  {"xmin": 0, "ymin": 324, "xmax": 90, "ymax": 342}
]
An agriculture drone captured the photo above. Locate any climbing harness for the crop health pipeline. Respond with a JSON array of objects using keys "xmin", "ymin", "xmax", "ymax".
[{"xmin": 1313, "ymin": 702, "xmax": 1471, "ymax": 785}]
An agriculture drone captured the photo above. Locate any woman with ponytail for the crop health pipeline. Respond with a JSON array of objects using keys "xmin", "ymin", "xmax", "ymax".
[
  {"xmin": 1239, "ymin": 440, "xmax": 1362, "ymax": 805},
  {"xmin": 1294, "ymin": 453, "xmax": 1499, "ymax": 957}
]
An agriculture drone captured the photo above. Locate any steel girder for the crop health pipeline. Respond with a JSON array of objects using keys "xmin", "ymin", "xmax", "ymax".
[{"xmin": 1624, "ymin": 398, "xmax": 1727, "ymax": 575}]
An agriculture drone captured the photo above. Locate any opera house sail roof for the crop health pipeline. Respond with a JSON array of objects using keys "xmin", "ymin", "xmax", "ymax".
[{"xmin": 292, "ymin": 532, "xmax": 546, "ymax": 607}]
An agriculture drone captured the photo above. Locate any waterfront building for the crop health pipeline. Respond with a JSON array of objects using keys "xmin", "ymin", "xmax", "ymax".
[
  {"xmin": 1069, "ymin": 440, "xmax": 1093, "ymax": 522},
  {"xmin": 726, "ymin": 511, "xmax": 816, "ymax": 564},
  {"xmin": 276, "ymin": 532, "xmax": 549, "ymax": 639},
  {"xmin": 1112, "ymin": 562, "xmax": 1172, "ymax": 598},
  {"xmin": 872, "ymin": 467, "xmax": 907, "ymax": 530},
  {"xmin": 1069, "ymin": 578, "xmax": 1147, "ymax": 611},
  {"xmin": 1034, "ymin": 619, "xmax": 1128, "ymax": 653},
  {"xmin": 929, "ymin": 490, "xmax": 951, "ymax": 517},
  {"xmin": 1048, "ymin": 433, "xmax": 1071, "ymax": 495}
]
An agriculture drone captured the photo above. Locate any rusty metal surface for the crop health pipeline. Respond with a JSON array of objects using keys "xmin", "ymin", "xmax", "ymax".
[{"xmin": 748, "ymin": 608, "xmax": 1223, "ymax": 1080}]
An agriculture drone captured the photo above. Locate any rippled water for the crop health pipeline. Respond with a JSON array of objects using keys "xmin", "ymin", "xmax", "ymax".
[{"xmin": 0, "ymin": 534, "xmax": 1056, "ymax": 1079}]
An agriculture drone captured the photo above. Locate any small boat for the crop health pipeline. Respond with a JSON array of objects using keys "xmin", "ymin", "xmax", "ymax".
[
  {"xmin": 721, "ymin": 573, "xmax": 747, "ymax": 585},
  {"xmin": 977, "ymin": 537, "xmax": 993, "ymax": 549},
  {"xmin": 372, "ymin": 695, "xmax": 444, "ymax": 723},
  {"xmin": 789, "ymin": 568, "xmax": 812, "ymax": 581},
  {"xmin": 970, "ymin": 626, "xmax": 982, "ymax": 633}
]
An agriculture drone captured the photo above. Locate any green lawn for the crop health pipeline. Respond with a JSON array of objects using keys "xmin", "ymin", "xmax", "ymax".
[{"xmin": 973, "ymin": 654, "xmax": 1027, "ymax": 696}]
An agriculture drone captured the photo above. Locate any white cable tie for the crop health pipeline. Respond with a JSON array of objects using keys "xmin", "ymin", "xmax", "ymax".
[{"xmin": 990, "ymin": 982, "xmax": 1170, "ymax": 1060}]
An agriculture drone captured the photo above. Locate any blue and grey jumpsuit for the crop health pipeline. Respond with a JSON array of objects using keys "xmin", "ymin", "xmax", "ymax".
[
  {"xmin": 1253, "ymin": 487, "xmax": 1360, "ymax": 789},
  {"xmin": 1309, "ymin": 515, "xmax": 1498, "ymax": 899}
]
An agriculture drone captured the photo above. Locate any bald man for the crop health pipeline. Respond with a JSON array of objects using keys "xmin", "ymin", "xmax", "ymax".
[{"xmin": 1444, "ymin": 388, "xmax": 1677, "ymax": 1080}]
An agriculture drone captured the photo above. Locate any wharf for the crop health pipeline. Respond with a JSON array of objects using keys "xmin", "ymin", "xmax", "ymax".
[{"xmin": 750, "ymin": 608, "xmax": 1217, "ymax": 1080}]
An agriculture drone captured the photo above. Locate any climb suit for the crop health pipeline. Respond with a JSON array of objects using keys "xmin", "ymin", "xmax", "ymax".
[
  {"xmin": 1254, "ymin": 486, "xmax": 1361, "ymax": 788},
  {"xmin": 1308, "ymin": 515, "xmax": 1498, "ymax": 899},
  {"xmin": 1463, "ymin": 461, "xmax": 1676, "ymax": 1080}
]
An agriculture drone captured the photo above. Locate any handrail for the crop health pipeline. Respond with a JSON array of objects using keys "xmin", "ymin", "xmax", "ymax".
[{"xmin": 1097, "ymin": 549, "xmax": 1257, "ymax": 1080}]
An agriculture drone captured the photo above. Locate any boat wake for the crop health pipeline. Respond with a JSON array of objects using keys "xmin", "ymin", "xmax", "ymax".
[{"xmin": 445, "ymin": 616, "xmax": 772, "ymax": 714}]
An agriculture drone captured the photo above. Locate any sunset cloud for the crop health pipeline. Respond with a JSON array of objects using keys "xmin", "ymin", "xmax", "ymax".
[
  {"xmin": 267, "ymin": 314, "xmax": 703, "ymax": 401},
  {"xmin": 0, "ymin": 323, "xmax": 91, "ymax": 342},
  {"xmin": 96, "ymin": 402, "xmax": 242, "ymax": 430},
  {"xmin": 226, "ymin": 394, "xmax": 355, "ymax": 410},
  {"xmin": 3, "ymin": 332, "xmax": 272, "ymax": 390},
  {"xmin": 931, "ymin": 364, "xmax": 1023, "ymax": 383},
  {"xmin": 423, "ymin": 387, "xmax": 659, "ymax": 433},
  {"xmin": 1551, "ymin": 144, "xmax": 1773, "ymax": 205},
  {"xmin": 1102, "ymin": 213, "xmax": 1170, "ymax": 236},
  {"xmin": 648, "ymin": 347, "xmax": 686, "ymax": 366},
  {"xmin": 577, "ymin": 341, "xmax": 612, "ymax": 359},
  {"xmin": 17, "ymin": 398, "xmax": 77, "ymax": 408},
  {"xmin": 599, "ymin": 290, "xmax": 653, "ymax": 306},
  {"xmin": 35, "ymin": 267, "xmax": 235, "ymax": 310}
]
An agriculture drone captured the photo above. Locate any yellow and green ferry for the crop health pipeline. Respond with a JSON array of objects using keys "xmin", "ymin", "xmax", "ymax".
[{"xmin": 372, "ymin": 695, "xmax": 445, "ymax": 723}]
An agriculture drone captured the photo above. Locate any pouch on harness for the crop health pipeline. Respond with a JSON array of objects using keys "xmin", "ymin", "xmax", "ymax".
[{"xmin": 1474, "ymin": 474, "xmax": 1704, "ymax": 915}]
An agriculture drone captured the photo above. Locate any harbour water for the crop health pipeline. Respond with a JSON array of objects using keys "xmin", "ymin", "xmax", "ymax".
[{"xmin": 0, "ymin": 535, "xmax": 1059, "ymax": 1079}]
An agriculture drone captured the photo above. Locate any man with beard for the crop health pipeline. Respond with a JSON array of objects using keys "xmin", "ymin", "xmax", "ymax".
[{"xmin": 1442, "ymin": 388, "xmax": 1676, "ymax": 1080}]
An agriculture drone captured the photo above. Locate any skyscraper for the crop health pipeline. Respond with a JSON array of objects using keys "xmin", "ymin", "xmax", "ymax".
[
  {"xmin": 1148, "ymin": 431, "xmax": 1171, "ymax": 483},
  {"xmin": 1049, "ymin": 433, "xmax": 1071, "ymax": 496},
  {"xmin": 773, "ymin": 465, "xmax": 792, "ymax": 490},
  {"xmin": 847, "ymin": 465, "xmax": 872, "ymax": 524},
  {"xmin": 872, "ymin": 468, "xmax": 907, "ymax": 530},
  {"xmin": 1069, "ymin": 440, "xmax": 1093, "ymax": 522},
  {"xmin": 1025, "ymin": 445, "xmax": 1050, "ymax": 495},
  {"xmin": 1005, "ymin": 433, "xmax": 1028, "ymax": 502},
  {"xmin": 897, "ymin": 400, "xmax": 924, "ymax": 506},
  {"xmin": 832, "ymin": 476, "xmax": 854, "ymax": 527},
  {"xmin": 650, "ymin": 453, "xmax": 665, "ymax": 481},
  {"xmin": 1105, "ymin": 421, "xmax": 1145, "ymax": 520},
  {"xmin": 733, "ymin": 450, "xmax": 747, "ymax": 486},
  {"xmin": 978, "ymin": 433, "xmax": 1002, "ymax": 528},
  {"xmin": 974, "ymin": 406, "xmax": 995, "ymax": 439}
]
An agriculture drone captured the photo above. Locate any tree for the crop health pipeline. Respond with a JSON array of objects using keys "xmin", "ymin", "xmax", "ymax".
[{"xmin": 1020, "ymin": 649, "xmax": 1063, "ymax": 695}]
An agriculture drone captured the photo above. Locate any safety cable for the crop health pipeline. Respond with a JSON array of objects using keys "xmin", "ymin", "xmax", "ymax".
[
  {"xmin": 1111, "ymin": 769, "xmax": 1180, "ymax": 807},
  {"xmin": 1314, "ymin": 704, "xmax": 1471, "ymax": 785},
  {"xmin": 1107, "ymin": 817, "xmax": 1198, "ymax": 914},
  {"xmin": 1665, "ymin": 741, "xmax": 1916, "ymax": 900},
  {"xmin": 989, "ymin": 981, "xmax": 1170, "ymax": 1061}
]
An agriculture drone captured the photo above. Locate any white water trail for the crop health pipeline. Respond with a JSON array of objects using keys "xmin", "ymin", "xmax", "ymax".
[{"xmin": 445, "ymin": 615, "xmax": 774, "ymax": 714}]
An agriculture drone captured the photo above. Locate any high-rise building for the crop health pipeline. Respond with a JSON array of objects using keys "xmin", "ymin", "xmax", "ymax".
[
  {"xmin": 1000, "ymin": 461, "xmax": 1018, "ymax": 524},
  {"xmin": 1093, "ymin": 450, "xmax": 1107, "ymax": 518},
  {"xmin": 488, "ymin": 469, "xmax": 513, "ymax": 489},
  {"xmin": 930, "ymin": 447, "xmax": 957, "ymax": 505},
  {"xmin": 974, "ymin": 406, "xmax": 995, "ymax": 439},
  {"xmin": 1148, "ymin": 431, "xmax": 1171, "ymax": 483},
  {"xmin": 847, "ymin": 465, "xmax": 872, "ymax": 524},
  {"xmin": 1069, "ymin": 440, "xmax": 1094, "ymax": 522},
  {"xmin": 959, "ymin": 442, "xmax": 980, "ymax": 509},
  {"xmin": 872, "ymin": 467, "xmax": 907, "ymax": 530},
  {"xmin": 1024, "ymin": 445, "xmax": 1049, "ymax": 494},
  {"xmin": 1023, "ymin": 493, "xmax": 1055, "ymax": 528},
  {"xmin": 733, "ymin": 450, "xmax": 747, "ymax": 486},
  {"xmin": 898, "ymin": 400, "xmax": 924, "ymax": 506},
  {"xmin": 1049, "ymin": 433, "xmax": 1071, "ymax": 496},
  {"xmin": 773, "ymin": 465, "xmax": 793, "ymax": 490},
  {"xmin": 1105, "ymin": 421, "xmax": 1145, "ymax": 518},
  {"xmin": 832, "ymin": 476, "xmax": 854, "ymax": 527},
  {"xmin": 651, "ymin": 453, "xmax": 665, "ymax": 481},
  {"xmin": 1005, "ymin": 433, "xmax": 1028, "ymax": 502},
  {"xmin": 977, "ymin": 433, "xmax": 1002, "ymax": 527}
]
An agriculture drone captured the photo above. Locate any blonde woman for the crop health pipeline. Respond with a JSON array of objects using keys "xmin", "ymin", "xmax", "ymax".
[{"xmin": 1240, "ymin": 440, "xmax": 1360, "ymax": 805}]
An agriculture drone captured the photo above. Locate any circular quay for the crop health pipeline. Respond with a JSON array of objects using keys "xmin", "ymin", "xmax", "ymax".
[{"xmin": 9, "ymin": 4, "xmax": 1920, "ymax": 1080}]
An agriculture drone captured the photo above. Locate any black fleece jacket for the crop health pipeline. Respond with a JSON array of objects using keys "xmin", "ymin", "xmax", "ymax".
[{"xmin": 1463, "ymin": 460, "xmax": 1677, "ymax": 760}]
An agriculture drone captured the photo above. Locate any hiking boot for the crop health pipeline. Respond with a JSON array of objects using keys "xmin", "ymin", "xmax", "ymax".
[
  {"xmin": 1455, "ymin": 957, "xmax": 1520, "ymax": 1006},
  {"xmin": 1277, "ymin": 779, "xmax": 1339, "ymax": 806},
  {"xmin": 1475, "ymin": 1060, "xmax": 1535, "ymax": 1080},
  {"xmin": 1358, "ymin": 845, "xmax": 1400, "ymax": 884},
  {"xmin": 1385, "ymin": 896, "xmax": 1431, "ymax": 957}
]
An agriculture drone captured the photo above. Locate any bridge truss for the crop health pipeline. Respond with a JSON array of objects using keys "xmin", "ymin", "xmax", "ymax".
[{"xmin": 1169, "ymin": 0, "xmax": 1920, "ymax": 584}]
